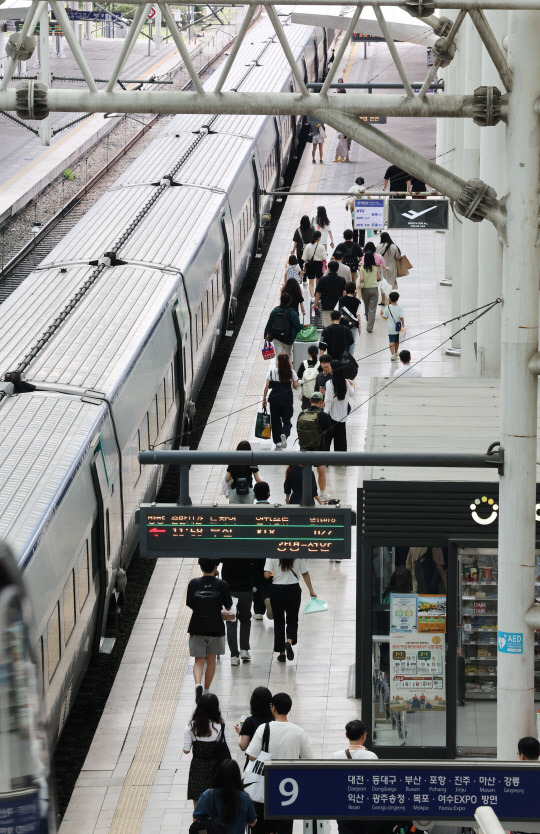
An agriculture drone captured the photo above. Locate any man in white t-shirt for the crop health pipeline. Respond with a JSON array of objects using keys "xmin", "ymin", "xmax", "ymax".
[
  {"xmin": 247, "ymin": 692, "xmax": 312, "ymax": 834},
  {"xmin": 333, "ymin": 720, "xmax": 377, "ymax": 834},
  {"xmin": 393, "ymin": 349, "xmax": 422, "ymax": 378}
]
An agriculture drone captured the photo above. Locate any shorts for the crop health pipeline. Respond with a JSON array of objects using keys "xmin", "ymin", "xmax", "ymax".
[
  {"xmin": 189, "ymin": 634, "xmax": 226, "ymax": 657},
  {"xmin": 389, "ymin": 333, "xmax": 400, "ymax": 343}
]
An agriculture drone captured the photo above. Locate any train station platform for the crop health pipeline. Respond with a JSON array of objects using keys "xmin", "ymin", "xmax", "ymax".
[
  {"xmin": 58, "ymin": 39, "xmax": 456, "ymax": 834},
  {"xmin": 0, "ymin": 25, "xmax": 231, "ymax": 224}
]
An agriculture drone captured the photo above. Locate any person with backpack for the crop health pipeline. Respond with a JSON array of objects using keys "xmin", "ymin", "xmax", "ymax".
[
  {"xmin": 187, "ymin": 559, "xmax": 234, "ymax": 703},
  {"xmin": 334, "ymin": 229, "xmax": 363, "ymax": 281},
  {"xmin": 336, "ymin": 281, "xmax": 362, "ymax": 345},
  {"xmin": 291, "ymin": 215, "xmax": 316, "ymax": 269},
  {"xmin": 185, "ymin": 694, "xmax": 232, "ymax": 808},
  {"xmin": 320, "ymin": 310, "xmax": 354, "ymax": 361},
  {"xmin": 358, "ymin": 250, "xmax": 381, "ymax": 332},
  {"xmin": 225, "ymin": 440, "xmax": 262, "ymax": 504},
  {"xmin": 313, "ymin": 261, "xmax": 346, "ymax": 328},
  {"xmin": 302, "ymin": 230, "xmax": 327, "ymax": 300},
  {"xmin": 324, "ymin": 360, "xmax": 354, "ymax": 452},
  {"xmin": 262, "ymin": 353, "xmax": 299, "ymax": 450},
  {"xmin": 297, "ymin": 344, "xmax": 320, "ymax": 409},
  {"xmin": 193, "ymin": 759, "xmax": 257, "ymax": 833},
  {"xmin": 264, "ymin": 292, "xmax": 302, "ymax": 358},
  {"xmin": 380, "ymin": 291, "xmax": 405, "ymax": 360},
  {"xmin": 281, "ymin": 277, "xmax": 306, "ymax": 318},
  {"xmin": 296, "ymin": 391, "xmax": 333, "ymax": 500}
]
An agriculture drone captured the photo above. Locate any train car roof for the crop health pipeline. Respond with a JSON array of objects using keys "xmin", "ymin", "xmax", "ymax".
[{"xmin": 0, "ymin": 394, "xmax": 103, "ymax": 566}]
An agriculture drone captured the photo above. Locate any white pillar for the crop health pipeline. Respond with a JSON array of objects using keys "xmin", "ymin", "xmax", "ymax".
[
  {"xmin": 447, "ymin": 29, "xmax": 464, "ymax": 356},
  {"xmin": 84, "ymin": 1, "xmax": 92, "ymax": 39},
  {"xmin": 438, "ymin": 66, "xmax": 453, "ymax": 288},
  {"xmin": 154, "ymin": 4, "xmax": 162, "ymax": 49},
  {"xmin": 38, "ymin": 6, "xmax": 52, "ymax": 146},
  {"xmin": 497, "ymin": 9, "xmax": 540, "ymax": 760},
  {"xmin": 460, "ymin": 18, "xmax": 481, "ymax": 376},
  {"xmin": 476, "ymin": 12, "xmax": 506, "ymax": 378}
]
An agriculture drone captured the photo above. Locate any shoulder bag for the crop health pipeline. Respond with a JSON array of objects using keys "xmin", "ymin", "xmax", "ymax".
[
  {"xmin": 388, "ymin": 306, "xmax": 402, "ymax": 333},
  {"xmin": 242, "ymin": 722, "xmax": 271, "ymax": 803},
  {"xmin": 396, "ymin": 253, "xmax": 413, "ymax": 277},
  {"xmin": 214, "ymin": 724, "xmax": 232, "ymax": 763}
]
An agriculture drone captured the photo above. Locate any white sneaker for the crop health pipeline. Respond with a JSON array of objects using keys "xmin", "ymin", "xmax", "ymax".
[
  {"xmin": 274, "ymin": 444, "xmax": 282, "ymax": 451},
  {"xmin": 240, "ymin": 650, "xmax": 251, "ymax": 662},
  {"xmin": 253, "ymin": 613, "xmax": 263, "ymax": 620},
  {"xmin": 319, "ymin": 491, "xmax": 329, "ymax": 502},
  {"xmin": 281, "ymin": 434, "xmax": 287, "ymax": 449},
  {"xmin": 231, "ymin": 656, "xmax": 240, "ymax": 666}
]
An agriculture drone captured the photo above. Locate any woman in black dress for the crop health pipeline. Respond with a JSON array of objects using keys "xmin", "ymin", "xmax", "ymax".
[{"xmin": 184, "ymin": 693, "xmax": 231, "ymax": 806}]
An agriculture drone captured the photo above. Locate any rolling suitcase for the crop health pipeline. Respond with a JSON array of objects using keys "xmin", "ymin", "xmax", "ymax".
[{"xmin": 293, "ymin": 323, "xmax": 319, "ymax": 374}]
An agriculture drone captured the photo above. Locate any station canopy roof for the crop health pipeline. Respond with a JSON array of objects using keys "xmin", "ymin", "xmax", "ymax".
[
  {"xmin": 291, "ymin": 5, "xmax": 436, "ymax": 46},
  {"xmin": 0, "ymin": 0, "xmax": 33, "ymax": 19}
]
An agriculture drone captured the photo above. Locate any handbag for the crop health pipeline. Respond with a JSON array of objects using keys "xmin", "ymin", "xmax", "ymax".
[
  {"xmin": 318, "ymin": 125, "xmax": 326, "ymax": 140},
  {"xmin": 396, "ymin": 254, "xmax": 413, "ymax": 277},
  {"xmin": 295, "ymin": 325, "xmax": 318, "ymax": 342},
  {"xmin": 243, "ymin": 722, "xmax": 271, "ymax": 804},
  {"xmin": 214, "ymin": 725, "xmax": 232, "ymax": 763},
  {"xmin": 255, "ymin": 407, "xmax": 271, "ymax": 439},
  {"xmin": 189, "ymin": 790, "xmax": 227, "ymax": 834},
  {"xmin": 262, "ymin": 340, "xmax": 275, "ymax": 360}
]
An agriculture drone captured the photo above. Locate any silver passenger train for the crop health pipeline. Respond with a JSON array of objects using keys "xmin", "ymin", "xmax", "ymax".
[{"xmin": 0, "ymin": 10, "xmax": 331, "ymax": 744}]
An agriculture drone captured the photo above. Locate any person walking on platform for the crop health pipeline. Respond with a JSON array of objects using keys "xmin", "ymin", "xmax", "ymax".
[
  {"xmin": 252, "ymin": 482, "xmax": 274, "ymax": 621},
  {"xmin": 262, "ymin": 353, "xmax": 298, "ymax": 450},
  {"xmin": 184, "ymin": 693, "xmax": 231, "ymax": 806},
  {"xmin": 320, "ymin": 310, "xmax": 354, "ymax": 361},
  {"xmin": 376, "ymin": 231, "xmax": 401, "ymax": 295},
  {"xmin": 332, "ymin": 720, "xmax": 378, "ymax": 834},
  {"xmin": 264, "ymin": 556, "xmax": 317, "ymax": 663},
  {"xmin": 518, "ymin": 737, "xmax": 540, "ymax": 760},
  {"xmin": 302, "ymin": 230, "xmax": 327, "ymax": 300},
  {"xmin": 336, "ymin": 281, "xmax": 362, "ymax": 345},
  {"xmin": 315, "ymin": 353, "xmax": 333, "ymax": 396},
  {"xmin": 297, "ymin": 344, "xmax": 320, "ymax": 410},
  {"xmin": 315, "ymin": 206, "xmax": 334, "ymax": 250},
  {"xmin": 283, "ymin": 464, "xmax": 323, "ymax": 506},
  {"xmin": 222, "ymin": 557, "xmax": 255, "ymax": 666},
  {"xmin": 225, "ymin": 440, "xmax": 262, "ymax": 504},
  {"xmin": 247, "ymin": 692, "xmax": 313, "ymax": 834},
  {"xmin": 394, "ymin": 349, "xmax": 421, "ymax": 378},
  {"xmin": 383, "ymin": 163, "xmax": 409, "ymax": 194},
  {"xmin": 187, "ymin": 558, "xmax": 233, "ymax": 703},
  {"xmin": 310, "ymin": 121, "xmax": 325, "ymax": 164},
  {"xmin": 264, "ymin": 292, "xmax": 302, "ymax": 359},
  {"xmin": 281, "ymin": 276, "xmax": 306, "ymax": 319},
  {"xmin": 324, "ymin": 360, "xmax": 354, "ymax": 452},
  {"xmin": 345, "ymin": 177, "xmax": 366, "ymax": 246},
  {"xmin": 358, "ymin": 250, "xmax": 380, "ymax": 332},
  {"xmin": 314, "ymin": 261, "xmax": 346, "ymax": 328},
  {"xmin": 236, "ymin": 686, "xmax": 274, "ymax": 755},
  {"xmin": 291, "ymin": 215, "xmax": 316, "ymax": 269},
  {"xmin": 381, "ymin": 291, "xmax": 405, "ymax": 361},
  {"xmin": 296, "ymin": 391, "xmax": 333, "ymax": 500},
  {"xmin": 332, "ymin": 248, "xmax": 352, "ymax": 282},
  {"xmin": 334, "ymin": 229, "xmax": 362, "ymax": 281},
  {"xmin": 193, "ymin": 760, "xmax": 257, "ymax": 832}
]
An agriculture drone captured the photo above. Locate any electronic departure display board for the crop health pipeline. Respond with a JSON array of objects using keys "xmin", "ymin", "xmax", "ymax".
[{"xmin": 138, "ymin": 505, "xmax": 352, "ymax": 559}]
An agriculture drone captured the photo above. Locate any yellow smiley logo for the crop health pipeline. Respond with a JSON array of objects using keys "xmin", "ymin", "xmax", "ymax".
[{"xmin": 470, "ymin": 496, "xmax": 498, "ymax": 525}]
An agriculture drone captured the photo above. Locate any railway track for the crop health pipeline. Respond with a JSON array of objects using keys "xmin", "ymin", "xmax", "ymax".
[{"xmin": 0, "ymin": 14, "xmax": 257, "ymax": 303}]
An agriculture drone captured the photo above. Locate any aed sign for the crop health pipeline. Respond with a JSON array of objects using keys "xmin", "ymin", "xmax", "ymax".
[{"xmin": 498, "ymin": 631, "xmax": 524, "ymax": 654}]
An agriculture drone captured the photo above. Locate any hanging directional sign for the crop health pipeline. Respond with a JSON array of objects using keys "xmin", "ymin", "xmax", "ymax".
[
  {"xmin": 354, "ymin": 199, "xmax": 385, "ymax": 230},
  {"xmin": 388, "ymin": 199, "xmax": 449, "ymax": 230}
]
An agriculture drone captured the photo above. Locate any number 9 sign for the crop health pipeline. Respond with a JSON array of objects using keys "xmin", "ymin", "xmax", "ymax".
[{"xmin": 279, "ymin": 778, "xmax": 299, "ymax": 806}]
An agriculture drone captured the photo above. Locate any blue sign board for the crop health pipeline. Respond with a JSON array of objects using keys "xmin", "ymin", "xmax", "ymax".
[
  {"xmin": 0, "ymin": 789, "xmax": 41, "ymax": 834},
  {"xmin": 498, "ymin": 631, "xmax": 524, "ymax": 653},
  {"xmin": 265, "ymin": 762, "xmax": 540, "ymax": 820},
  {"xmin": 51, "ymin": 9, "xmax": 112, "ymax": 20}
]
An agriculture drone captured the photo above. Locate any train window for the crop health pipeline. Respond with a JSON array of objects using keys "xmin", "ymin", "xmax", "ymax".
[
  {"xmin": 149, "ymin": 396, "xmax": 158, "ymax": 444},
  {"xmin": 63, "ymin": 572, "xmax": 76, "ymax": 645},
  {"xmin": 35, "ymin": 637, "xmax": 44, "ymax": 697},
  {"xmin": 183, "ymin": 347, "xmax": 187, "ymax": 382},
  {"xmin": 77, "ymin": 541, "xmax": 90, "ymax": 611},
  {"xmin": 47, "ymin": 603, "xmax": 61, "ymax": 682},
  {"xmin": 105, "ymin": 509, "xmax": 111, "ymax": 561}
]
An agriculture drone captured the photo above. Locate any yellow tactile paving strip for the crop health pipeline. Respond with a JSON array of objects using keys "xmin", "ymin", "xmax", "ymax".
[{"xmin": 108, "ymin": 561, "xmax": 199, "ymax": 834}]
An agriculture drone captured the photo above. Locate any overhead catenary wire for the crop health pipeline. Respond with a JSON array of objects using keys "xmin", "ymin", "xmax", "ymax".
[{"xmin": 153, "ymin": 298, "xmax": 502, "ymax": 449}]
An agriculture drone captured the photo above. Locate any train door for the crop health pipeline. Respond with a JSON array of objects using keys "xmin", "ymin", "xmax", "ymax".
[
  {"xmin": 272, "ymin": 117, "xmax": 282, "ymax": 188},
  {"xmin": 312, "ymin": 37, "xmax": 319, "ymax": 81},
  {"xmin": 91, "ymin": 442, "xmax": 112, "ymax": 652},
  {"xmin": 172, "ymin": 299, "xmax": 187, "ymax": 437},
  {"xmin": 321, "ymin": 28, "xmax": 328, "ymax": 79},
  {"xmin": 220, "ymin": 214, "xmax": 233, "ymax": 330}
]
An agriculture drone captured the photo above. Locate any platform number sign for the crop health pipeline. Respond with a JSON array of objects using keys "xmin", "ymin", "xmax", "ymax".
[{"xmin": 279, "ymin": 778, "xmax": 299, "ymax": 807}]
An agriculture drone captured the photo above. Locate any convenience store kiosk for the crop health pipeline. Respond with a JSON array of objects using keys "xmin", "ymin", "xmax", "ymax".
[{"xmin": 357, "ymin": 378, "xmax": 540, "ymax": 759}]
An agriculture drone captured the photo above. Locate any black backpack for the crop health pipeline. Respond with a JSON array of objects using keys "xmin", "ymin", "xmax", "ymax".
[
  {"xmin": 341, "ymin": 351, "xmax": 358, "ymax": 380},
  {"xmin": 189, "ymin": 790, "xmax": 227, "ymax": 834},
  {"xmin": 234, "ymin": 475, "xmax": 250, "ymax": 495},
  {"xmin": 340, "ymin": 241, "xmax": 359, "ymax": 273},
  {"xmin": 270, "ymin": 309, "xmax": 292, "ymax": 341},
  {"xmin": 193, "ymin": 577, "xmax": 222, "ymax": 612}
]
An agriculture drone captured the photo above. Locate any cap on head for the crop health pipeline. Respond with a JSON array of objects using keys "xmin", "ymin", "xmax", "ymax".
[{"xmin": 311, "ymin": 391, "xmax": 323, "ymax": 402}]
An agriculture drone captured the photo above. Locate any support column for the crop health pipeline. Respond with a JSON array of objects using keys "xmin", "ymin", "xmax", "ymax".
[
  {"xmin": 497, "ymin": 9, "xmax": 540, "ymax": 760},
  {"xmin": 447, "ymin": 26, "xmax": 465, "ymax": 356},
  {"xmin": 438, "ymin": 65, "xmax": 453, "ymax": 287},
  {"xmin": 38, "ymin": 5, "xmax": 52, "ymax": 146},
  {"xmin": 460, "ymin": 18, "xmax": 481, "ymax": 376},
  {"xmin": 476, "ymin": 12, "xmax": 506, "ymax": 377},
  {"xmin": 154, "ymin": 4, "xmax": 162, "ymax": 49}
]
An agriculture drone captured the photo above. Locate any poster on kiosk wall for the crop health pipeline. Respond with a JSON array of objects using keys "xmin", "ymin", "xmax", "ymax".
[{"xmin": 389, "ymin": 633, "xmax": 447, "ymax": 712}]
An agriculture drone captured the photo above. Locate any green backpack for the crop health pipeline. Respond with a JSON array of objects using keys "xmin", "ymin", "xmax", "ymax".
[{"xmin": 297, "ymin": 409, "xmax": 321, "ymax": 451}]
